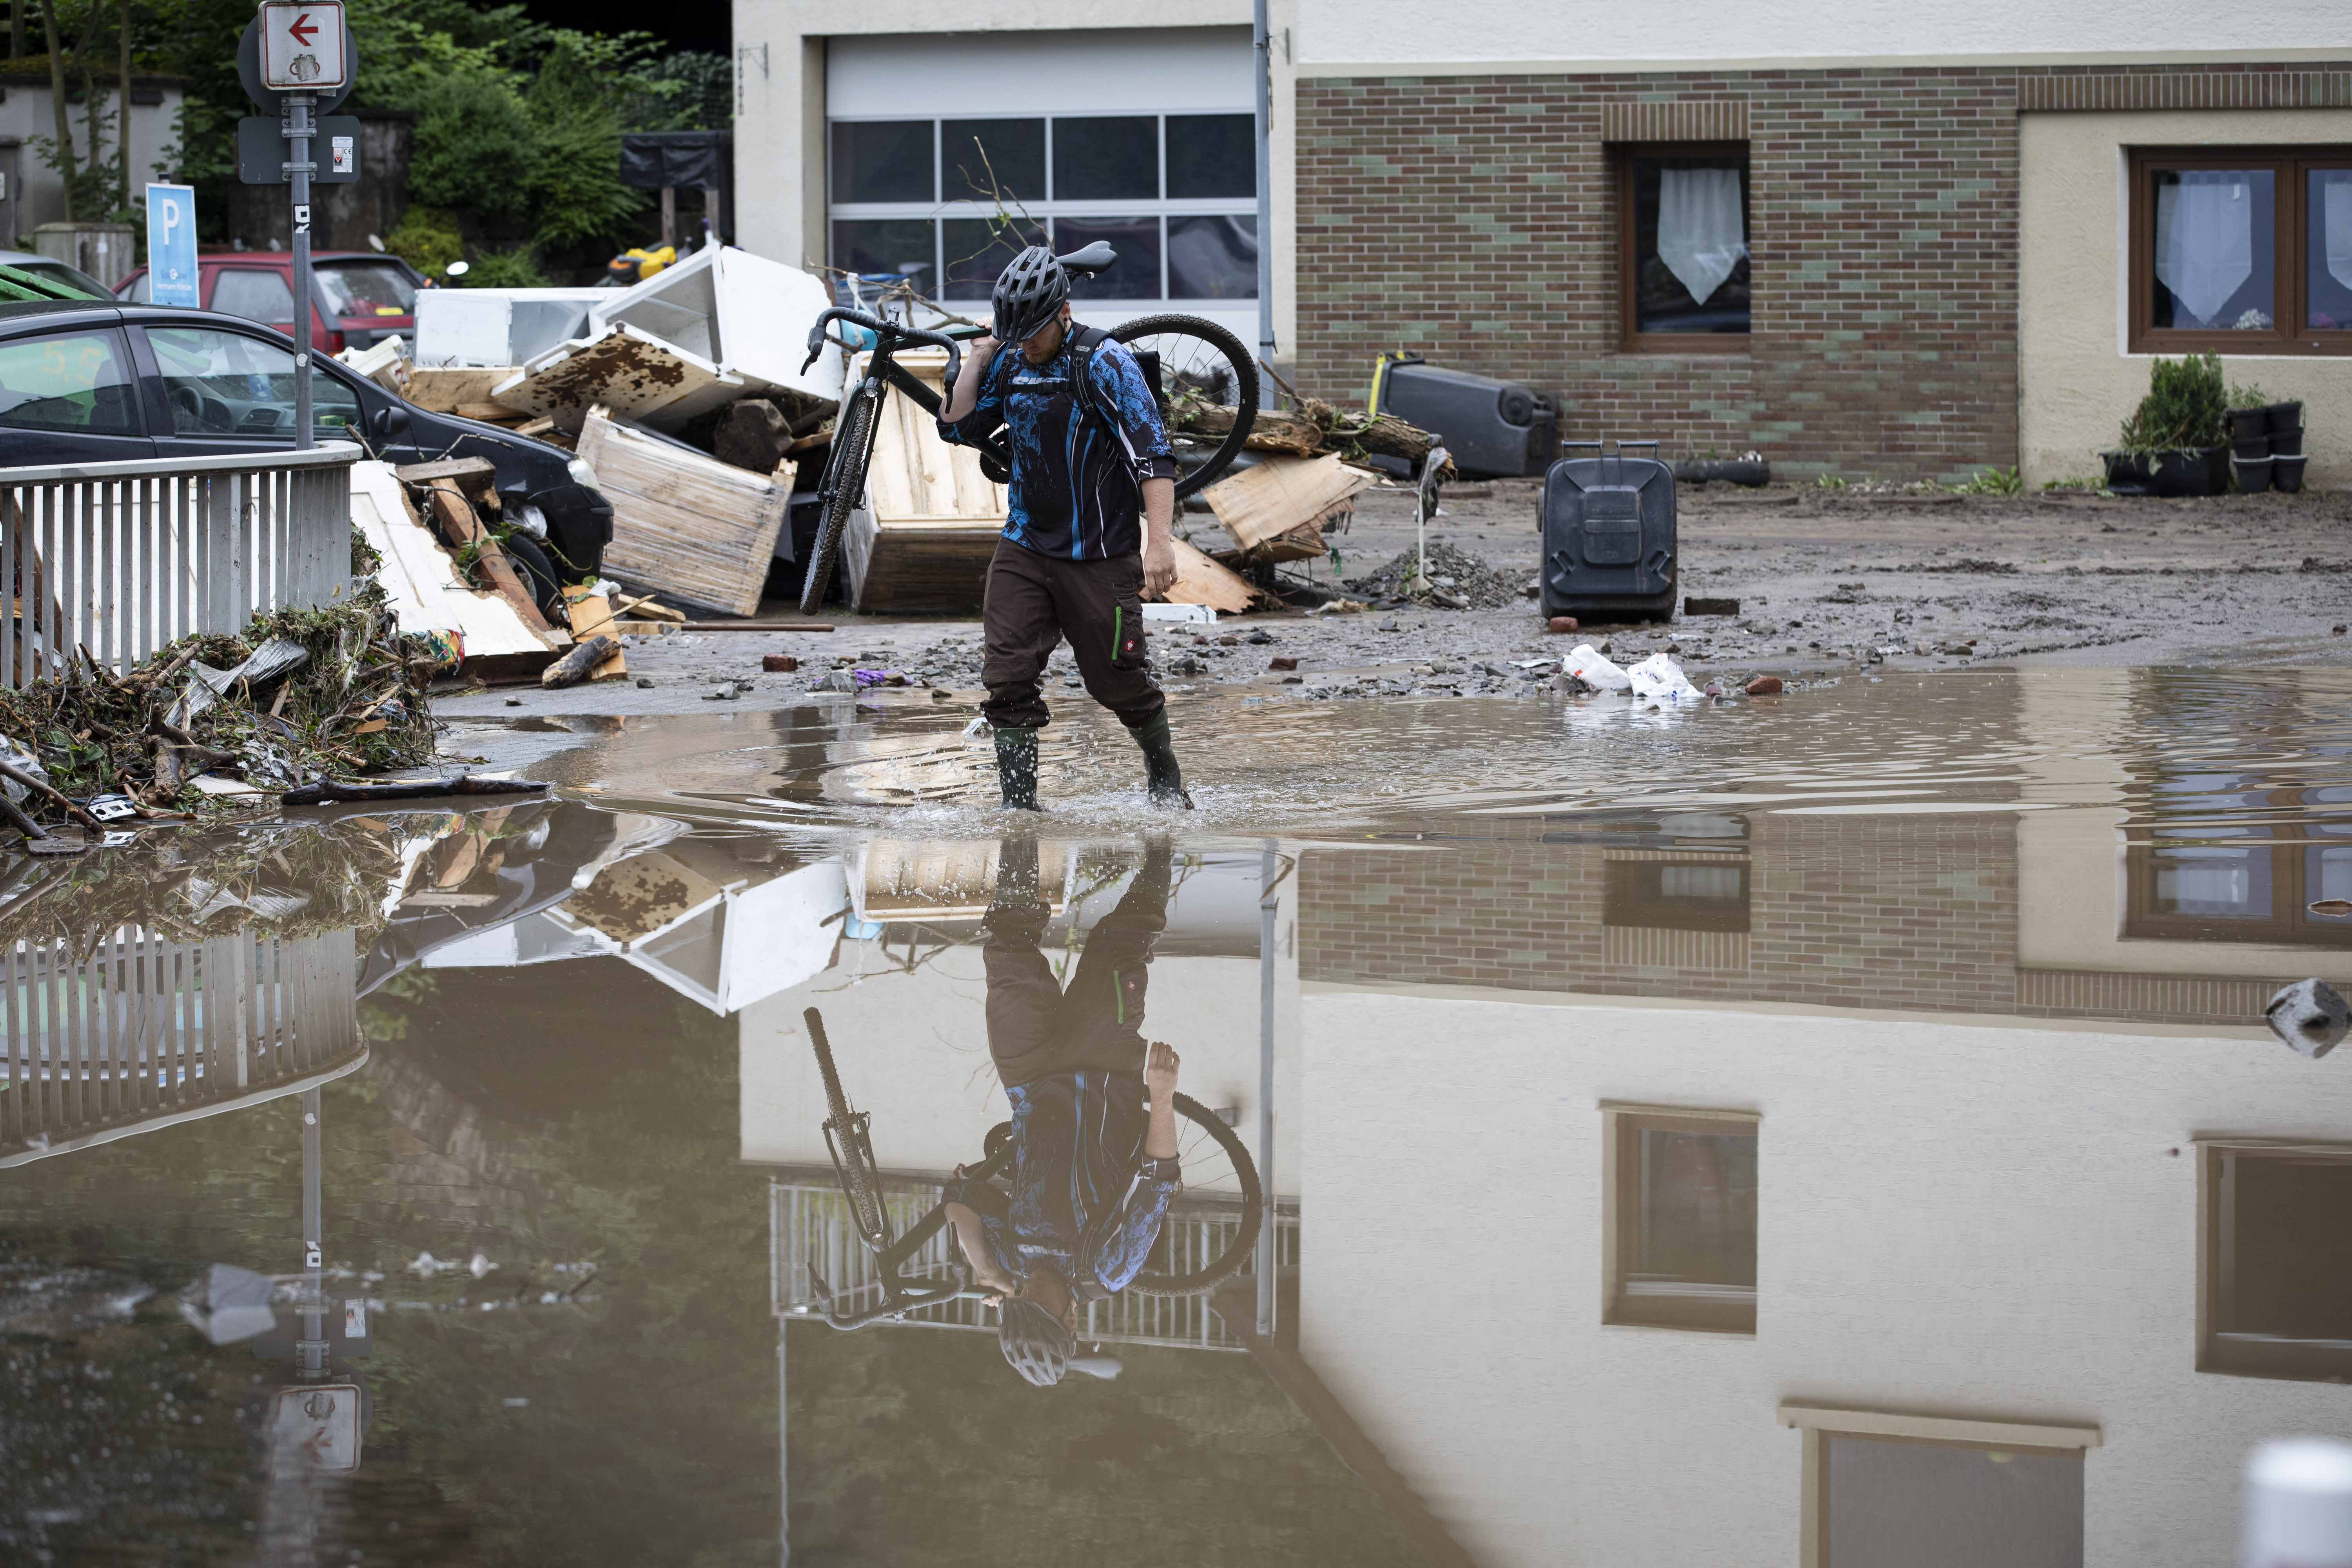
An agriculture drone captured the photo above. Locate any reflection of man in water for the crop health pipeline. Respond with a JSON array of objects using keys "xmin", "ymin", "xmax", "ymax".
[{"xmin": 942, "ymin": 837, "xmax": 1182, "ymax": 1387}]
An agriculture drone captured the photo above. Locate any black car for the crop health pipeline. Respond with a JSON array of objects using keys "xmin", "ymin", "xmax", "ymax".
[{"xmin": 0, "ymin": 299, "xmax": 612, "ymax": 590}]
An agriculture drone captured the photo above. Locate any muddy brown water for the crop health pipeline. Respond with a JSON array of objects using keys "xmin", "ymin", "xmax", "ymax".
[{"xmin": 4, "ymin": 668, "xmax": 2352, "ymax": 1565}]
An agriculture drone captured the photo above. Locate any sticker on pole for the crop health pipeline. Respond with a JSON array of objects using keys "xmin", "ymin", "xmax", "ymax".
[
  {"xmin": 144, "ymin": 183, "xmax": 198, "ymax": 308},
  {"xmin": 259, "ymin": 2, "xmax": 347, "ymax": 91}
]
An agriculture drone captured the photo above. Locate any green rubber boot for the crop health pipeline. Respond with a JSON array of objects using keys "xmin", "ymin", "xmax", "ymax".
[
  {"xmin": 994, "ymin": 726, "xmax": 1041, "ymax": 811},
  {"xmin": 1128, "ymin": 713, "xmax": 1194, "ymax": 809}
]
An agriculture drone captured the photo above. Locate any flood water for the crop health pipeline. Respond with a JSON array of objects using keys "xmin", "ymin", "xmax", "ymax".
[{"xmin": 4, "ymin": 666, "xmax": 2351, "ymax": 1566}]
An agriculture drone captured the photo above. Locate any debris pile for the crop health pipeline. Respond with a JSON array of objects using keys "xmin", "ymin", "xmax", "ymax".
[
  {"xmin": 0, "ymin": 595, "xmax": 435, "ymax": 824},
  {"xmin": 1174, "ymin": 392, "xmax": 1451, "ymax": 475},
  {"xmin": 1343, "ymin": 543, "xmax": 1527, "ymax": 609}
]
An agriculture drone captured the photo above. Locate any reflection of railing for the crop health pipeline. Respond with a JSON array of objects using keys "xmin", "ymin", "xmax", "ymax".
[
  {"xmin": 2, "ymin": 928, "xmax": 363, "ymax": 1166},
  {"xmin": 0, "ymin": 445, "xmax": 357, "ymax": 686},
  {"xmin": 770, "ymin": 1177, "xmax": 1297, "ymax": 1351}
]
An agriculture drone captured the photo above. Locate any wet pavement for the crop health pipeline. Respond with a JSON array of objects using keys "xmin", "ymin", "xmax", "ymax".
[{"xmin": 5, "ymin": 666, "xmax": 2352, "ymax": 1565}]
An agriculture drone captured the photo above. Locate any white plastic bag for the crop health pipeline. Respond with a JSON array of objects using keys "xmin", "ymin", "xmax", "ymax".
[
  {"xmin": 1627, "ymin": 652, "xmax": 1702, "ymax": 705},
  {"xmin": 1562, "ymin": 643, "xmax": 1631, "ymax": 691},
  {"xmin": 0, "ymin": 736, "xmax": 49, "ymax": 805}
]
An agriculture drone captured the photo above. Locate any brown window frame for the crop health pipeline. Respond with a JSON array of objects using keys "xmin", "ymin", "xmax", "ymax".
[
  {"xmin": 2196, "ymin": 1139, "xmax": 2352, "ymax": 1382},
  {"xmin": 2121, "ymin": 835, "xmax": 2352, "ymax": 948},
  {"xmin": 1601, "ymin": 1102, "xmax": 1759, "ymax": 1334},
  {"xmin": 2127, "ymin": 144, "xmax": 2352, "ymax": 357},
  {"xmin": 1616, "ymin": 141, "xmax": 1752, "ymax": 355}
]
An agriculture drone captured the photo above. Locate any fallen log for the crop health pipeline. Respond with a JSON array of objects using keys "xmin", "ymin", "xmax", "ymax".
[
  {"xmin": 541, "ymin": 634, "xmax": 621, "ymax": 689},
  {"xmin": 0, "ymin": 759, "xmax": 102, "ymax": 831},
  {"xmin": 279, "ymin": 775, "xmax": 554, "ymax": 806}
]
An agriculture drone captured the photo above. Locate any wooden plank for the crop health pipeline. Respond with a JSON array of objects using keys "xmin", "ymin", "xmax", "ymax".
[
  {"xmin": 1161, "ymin": 535, "xmax": 1256, "ymax": 615},
  {"xmin": 1203, "ymin": 453, "xmax": 1374, "ymax": 552},
  {"xmin": 560, "ymin": 586, "xmax": 628, "ymax": 681},
  {"xmin": 424, "ymin": 485, "xmax": 555, "ymax": 635},
  {"xmin": 577, "ymin": 405, "xmax": 793, "ymax": 617},
  {"xmin": 393, "ymin": 457, "xmax": 498, "ymax": 490},
  {"xmin": 403, "ymin": 367, "xmax": 523, "ymax": 414},
  {"xmin": 347, "ymin": 463, "xmax": 557, "ymax": 681},
  {"xmin": 853, "ymin": 350, "xmax": 1006, "ymax": 523}
]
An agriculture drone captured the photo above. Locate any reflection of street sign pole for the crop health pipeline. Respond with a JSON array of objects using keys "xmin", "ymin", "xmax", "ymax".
[
  {"xmin": 237, "ymin": 3, "xmax": 353, "ymax": 451},
  {"xmin": 143, "ymin": 184, "xmax": 197, "ymax": 307}
]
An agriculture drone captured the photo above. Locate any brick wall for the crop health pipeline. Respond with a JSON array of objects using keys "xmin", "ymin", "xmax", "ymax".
[
  {"xmin": 1297, "ymin": 812, "xmax": 2021, "ymax": 1016},
  {"xmin": 1294, "ymin": 68, "xmax": 2025, "ymax": 482}
]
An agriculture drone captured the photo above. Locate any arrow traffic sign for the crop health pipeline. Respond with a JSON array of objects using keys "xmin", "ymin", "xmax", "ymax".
[{"xmin": 259, "ymin": 0, "xmax": 346, "ymax": 91}]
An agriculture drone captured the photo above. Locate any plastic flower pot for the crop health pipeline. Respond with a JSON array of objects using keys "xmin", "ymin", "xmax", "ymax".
[
  {"xmin": 2269, "ymin": 425, "xmax": 2305, "ymax": 457},
  {"xmin": 2268, "ymin": 401, "xmax": 2305, "ymax": 434},
  {"xmin": 2233, "ymin": 432, "xmax": 2272, "ymax": 459},
  {"xmin": 2227, "ymin": 407, "xmax": 2272, "ymax": 441},
  {"xmin": 2101, "ymin": 451, "xmax": 2155, "ymax": 494},
  {"xmin": 2274, "ymin": 455, "xmax": 2309, "ymax": 493},
  {"xmin": 2152, "ymin": 445, "xmax": 2229, "ymax": 497},
  {"xmin": 2233, "ymin": 455, "xmax": 2275, "ymax": 492}
]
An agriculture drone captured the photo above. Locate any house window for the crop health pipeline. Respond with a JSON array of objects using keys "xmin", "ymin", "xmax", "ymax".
[
  {"xmin": 1602, "ymin": 1103, "xmax": 1758, "ymax": 1333},
  {"xmin": 2199, "ymin": 1140, "xmax": 2352, "ymax": 1381},
  {"xmin": 1780, "ymin": 1406, "xmax": 2098, "ymax": 1568},
  {"xmin": 2128, "ymin": 147, "xmax": 2352, "ymax": 355},
  {"xmin": 827, "ymin": 113, "xmax": 1258, "ymax": 309},
  {"xmin": 1619, "ymin": 143, "xmax": 1751, "ymax": 351}
]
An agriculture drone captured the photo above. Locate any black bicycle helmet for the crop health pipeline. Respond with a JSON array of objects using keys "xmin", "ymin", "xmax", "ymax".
[
  {"xmin": 992, "ymin": 246, "xmax": 1070, "ymax": 345},
  {"xmin": 998, "ymin": 1296, "xmax": 1076, "ymax": 1387}
]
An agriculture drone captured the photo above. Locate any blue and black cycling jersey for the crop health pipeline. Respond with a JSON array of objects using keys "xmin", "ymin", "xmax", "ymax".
[{"xmin": 938, "ymin": 335, "xmax": 1178, "ymax": 561}]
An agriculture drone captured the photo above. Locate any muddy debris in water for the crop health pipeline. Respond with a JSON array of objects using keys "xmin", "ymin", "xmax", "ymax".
[
  {"xmin": 0, "ymin": 1263, "xmax": 155, "ymax": 1338},
  {"xmin": 1342, "ymin": 542, "xmax": 1528, "ymax": 610}
]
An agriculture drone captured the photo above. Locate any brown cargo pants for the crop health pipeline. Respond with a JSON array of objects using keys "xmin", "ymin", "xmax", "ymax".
[{"xmin": 980, "ymin": 538, "xmax": 1164, "ymax": 732}]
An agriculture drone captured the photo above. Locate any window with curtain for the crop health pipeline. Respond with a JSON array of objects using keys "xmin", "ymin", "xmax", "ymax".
[
  {"xmin": 1619, "ymin": 145, "xmax": 1751, "ymax": 350},
  {"xmin": 2131, "ymin": 147, "xmax": 2352, "ymax": 355},
  {"xmin": 828, "ymin": 113, "xmax": 1259, "ymax": 308}
]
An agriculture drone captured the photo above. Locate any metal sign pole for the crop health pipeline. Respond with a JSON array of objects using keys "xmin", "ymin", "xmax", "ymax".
[
  {"xmin": 299, "ymin": 1087, "xmax": 325, "ymax": 1374},
  {"xmin": 286, "ymin": 91, "xmax": 316, "ymax": 449},
  {"xmin": 1252, "ymin": 0, "xmax": 1276, "ymax": 412}
]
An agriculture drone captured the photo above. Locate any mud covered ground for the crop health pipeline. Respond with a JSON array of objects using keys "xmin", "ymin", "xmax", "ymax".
[{"xmin": 443, "ymin": 481, "xmax": 2352, "ymax": 719}]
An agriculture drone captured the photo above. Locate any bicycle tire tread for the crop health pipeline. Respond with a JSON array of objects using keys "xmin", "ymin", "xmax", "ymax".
[
  {"xmin": 1107, "ymin": 315, "xmax": 1259, "ymax": 501},
  {"xmin": 799, "ymin": 393, "xmax": 874, "ymax": 616}
]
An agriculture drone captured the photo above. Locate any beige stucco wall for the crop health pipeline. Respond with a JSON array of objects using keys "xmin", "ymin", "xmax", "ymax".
[{"xmin": 2020, "ymin": 107, "xmax": 2352, "ymax": 490}]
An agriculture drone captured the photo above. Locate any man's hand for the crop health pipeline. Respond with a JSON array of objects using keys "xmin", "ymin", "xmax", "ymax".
[
  {"xmin": 1142, "ymin": 535, "xmax": 1178, "ymax": 599},
  {"xmin": 1143, "ymin": 1042, "xmax": 1181, "ymax": 1161},
  {"xmin": 1145, "ymin": 1041, "xmax": 1180, "ymax": 1096},
  {"xmin": 943, "ymin": 333, "xmax": 1001, "ymax": 422}
]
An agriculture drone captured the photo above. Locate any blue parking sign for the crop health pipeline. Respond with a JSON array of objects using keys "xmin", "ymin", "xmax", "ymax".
[{"xmin": 145, "ymin": 183, "xmax": 198, "ymax": 307}]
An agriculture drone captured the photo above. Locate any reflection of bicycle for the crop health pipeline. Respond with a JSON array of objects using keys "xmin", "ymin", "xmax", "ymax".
[
  {"xmin": 793, "ymin": 241, "xmax": 1261, "ymax": 616},
  {"xmin": 802, "ymin": 1005, "xmax": 1264, "ymax": 1329}
]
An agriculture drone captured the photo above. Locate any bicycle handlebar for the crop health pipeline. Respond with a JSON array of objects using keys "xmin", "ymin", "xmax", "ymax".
[{"xmin": 802, "ymin": 307, "xmax": 963, "ymax": 385}]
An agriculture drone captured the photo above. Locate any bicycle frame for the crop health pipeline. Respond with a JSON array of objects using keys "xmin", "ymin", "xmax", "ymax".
[
  {"xmin": 802, "ymin": 307, "xmax": 1006, "ymax": 534},
  {"xmin": 808, "ymin": 1136, "xmax": 1016, "ymax": 1330}
]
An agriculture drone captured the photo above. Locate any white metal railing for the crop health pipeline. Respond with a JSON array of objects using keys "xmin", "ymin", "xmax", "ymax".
[
  {"xmin": 771, "ymin": 1176, "xmax": 1299, "ymax": 1350},
  {"xmin": 1, "ymin": 926, "xmax": 364, "ymax": 1167},
  {"xmin": 0, "ymin": 443, "xmax": 359, "ymax": 685}
]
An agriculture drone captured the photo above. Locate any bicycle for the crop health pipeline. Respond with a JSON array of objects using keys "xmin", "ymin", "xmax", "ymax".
[
  {"xmin": 793, "ymin": 241, "xmax": 1261, "ymax": 616},
  {"xmin": 801, "ymin": 1004, "xmax": 1265, "ymax": 1330}
]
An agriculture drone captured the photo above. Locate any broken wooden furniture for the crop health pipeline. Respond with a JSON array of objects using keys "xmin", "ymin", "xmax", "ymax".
[
  {"xmin": 837, "ymin": 348, "xmax": 1007, "ymax": 614},
  {"xmin": 350, "ymin": 461, "xmax": 562, "ymax": 682},
  {"xmin": 1201, "ymin": 452, "xmax": 1372, "ymax": 566},
  {"xmin": 575, "ymin": 405, "xmax": 795, "ymax": 617}
]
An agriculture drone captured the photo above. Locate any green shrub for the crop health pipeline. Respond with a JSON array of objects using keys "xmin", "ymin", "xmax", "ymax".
[
  {"xmin": 384, "ymin": 205, "xmax": 465, "ymax": 281},
  {"xmin": 2227, "ymin": 376, "xmax": 2272, "ymax": 411},
  {"xmin": 407, "ymin": 67, "xmax": 537, "ymax": 215},
  {"xmin": 463, "ymin": 245, "xmax": 552, "ymax": 289},
  {"xmin": 524, "ymin": 38, "xmax": 645, "ymax": 250},
  {"xmin": 2119, "ymin": 352, "xmax": 2225, "ymax": 454}
]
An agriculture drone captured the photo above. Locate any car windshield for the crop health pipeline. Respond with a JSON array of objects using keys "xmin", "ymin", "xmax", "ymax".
[{"xmin": 316, "ymin": 260, "xmax": 417, "ymax": 318}]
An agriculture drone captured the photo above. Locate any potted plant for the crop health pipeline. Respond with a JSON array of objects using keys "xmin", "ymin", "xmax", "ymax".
[{"xmin": 2104, "ymin": 352, "xmax": 2228, "ymax": 496}]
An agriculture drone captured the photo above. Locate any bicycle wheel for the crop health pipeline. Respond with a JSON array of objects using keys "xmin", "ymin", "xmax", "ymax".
[
  {"xmin": 1106, "ymin": 315, "xmax": 1259, "ymax": 499},
  {"xmin": 1126, "ymin": 1093, "xmax": 1266, "ymax": 1297},
  {"xmin": 799, "ymin": 390, "xmax": 877, "ymax": 617},
  {"xmin": 807, "ymin": 1007, "xmax": 887, "ymax": 1248}
]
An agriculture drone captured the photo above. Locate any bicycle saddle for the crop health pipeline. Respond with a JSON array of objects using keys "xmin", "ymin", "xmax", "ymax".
[{"xmin": 1055, "ymin": 241, "xmax": 1116, "ymax": 277}]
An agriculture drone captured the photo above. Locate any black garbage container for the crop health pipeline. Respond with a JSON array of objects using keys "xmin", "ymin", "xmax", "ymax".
[
  {"xmin": 1370, "ymin": 353, "xmax": 1557, "ymax": 478},
  {"xmin": 1540, "ymin": 441, "xmax": 1678, "ymax": 622}
]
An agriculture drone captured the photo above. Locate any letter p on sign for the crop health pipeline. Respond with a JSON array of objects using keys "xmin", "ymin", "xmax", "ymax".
[{"xmin": 259, "ymin": 1, "xmax": 347, "ymax": 91}]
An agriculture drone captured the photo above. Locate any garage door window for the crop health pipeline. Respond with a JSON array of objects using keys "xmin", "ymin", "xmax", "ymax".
[{"xmin": 829, "ymin": 113, "xmax": 1259, "ymax": 305}]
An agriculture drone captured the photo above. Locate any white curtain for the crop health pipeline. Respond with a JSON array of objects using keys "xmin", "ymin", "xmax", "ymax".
[
  {"xmin": 1656, "ymin": 167, "xmax": 1746, "ymax": 305},
  {"xmin": 2154, "ymin": 171, "xmax": 2254, "ymax": 326},
  {"xmin": 2326, "ymin": 176, "xmax": 2352, "ymax": 292}
]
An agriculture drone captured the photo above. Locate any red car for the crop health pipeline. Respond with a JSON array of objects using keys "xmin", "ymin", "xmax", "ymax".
[{"xmin": 113, "ymin": 249, "xmax": 428, "ymax": 354}]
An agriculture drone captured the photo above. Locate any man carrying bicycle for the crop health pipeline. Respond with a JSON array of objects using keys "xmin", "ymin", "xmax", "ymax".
[
  {"xmin": 938, "ymin": 247, "xmax": 1191, "ymax": 811},
  {"xmin": 941, "ymin": 836, "xmax": 1183, "ymax": 1386}
]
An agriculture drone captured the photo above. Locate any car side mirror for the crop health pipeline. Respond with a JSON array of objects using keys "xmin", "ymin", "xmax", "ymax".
[{"xmin": 371, "ymin": 404, "xmax": 412, "ymax": 439}]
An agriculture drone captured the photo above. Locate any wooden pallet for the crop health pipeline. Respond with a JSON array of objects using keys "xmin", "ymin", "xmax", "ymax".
[{"xmin": 840, "ymin": 350, "xmax": 1006, "ymax": 613}]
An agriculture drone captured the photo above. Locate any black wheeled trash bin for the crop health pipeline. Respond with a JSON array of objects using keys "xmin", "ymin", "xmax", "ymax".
[
  {"xmin": 1541, "ymin": 440, "xmax": 1678, "ymax": 622},
  {"xmin": 1370, "ymin": 353, "xmax": 1557, "ymax": 478}
]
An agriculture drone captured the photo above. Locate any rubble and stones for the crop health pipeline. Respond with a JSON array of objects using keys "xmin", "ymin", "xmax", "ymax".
[{"xmin": 1341, "ymin": 542, "xmax": 1528, "ymax": 610}]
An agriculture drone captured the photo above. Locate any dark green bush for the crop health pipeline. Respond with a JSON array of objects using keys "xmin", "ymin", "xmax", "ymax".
[
  {"xmin": 2119, "ymin": 352, "xmax": 2225, "ymax": 453},
  {"xmin": 407, "ymin": 67, "xmax": 538, "ymax": 215}
]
